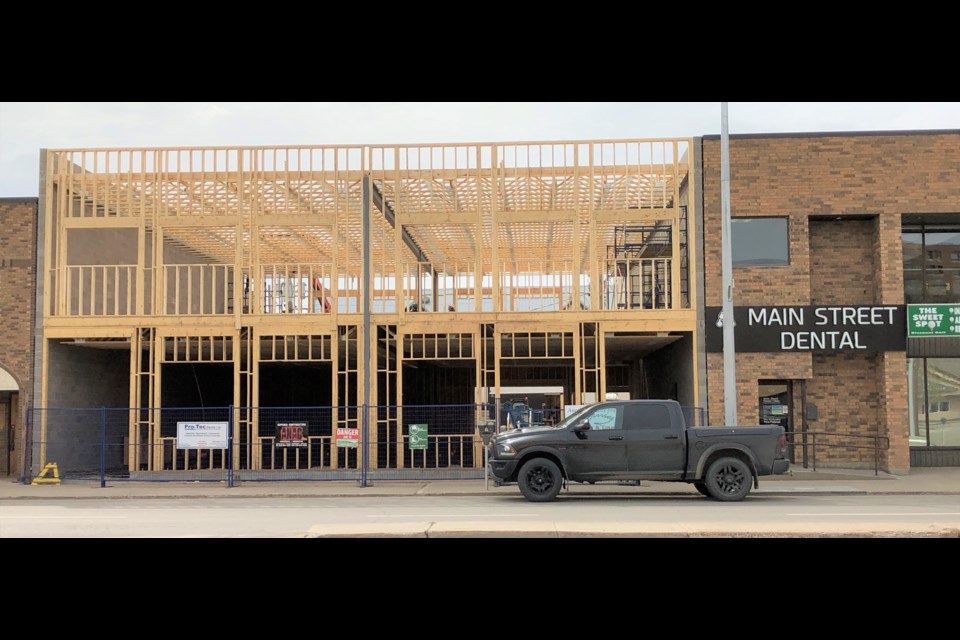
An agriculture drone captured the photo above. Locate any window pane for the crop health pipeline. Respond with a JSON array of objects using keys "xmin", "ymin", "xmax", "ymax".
[
  {"xmin": 732, "ymin": 218, "xmax": 789, "ymax": 267},
  {"xmin": 922, "ymin": 269, "xmax": 960, "ymax": 304},
  {"xmin": 925, "ymin": 359, "xmax": 960, "ymax": 446},
  {"xmin": 624, "ymin": 403, "xmax": 671, "ymax": 429},
  {"xmin": 903, "ymin": 268, "xmax": 924, "ymax": 304},
  {"xmin": 587, "ymin": 406, "xmax": 622, "ymax": 430},
  {"xmin": 908, "ymin": 358, "xmax": 927, "ymax": 446}
]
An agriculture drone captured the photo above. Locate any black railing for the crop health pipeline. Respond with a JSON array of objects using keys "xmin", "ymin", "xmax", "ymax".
[{"xmin": 784, "ymin": 431, "xmax": 890, "ymax": 476}]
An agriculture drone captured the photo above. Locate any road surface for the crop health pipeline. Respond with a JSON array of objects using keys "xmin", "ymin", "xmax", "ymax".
[{"xmin": 1, "ymin": 494, "xmax": 958, "ymax": 537}]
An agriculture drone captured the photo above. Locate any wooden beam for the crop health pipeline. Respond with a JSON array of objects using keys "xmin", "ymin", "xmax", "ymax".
[
  {"xmin": 497, "ymin": 211, "xmax": 577, "ymax": 223},
  {"xmin": 594, "ymin": 209, "xmax": 678, "ymax": 223}
]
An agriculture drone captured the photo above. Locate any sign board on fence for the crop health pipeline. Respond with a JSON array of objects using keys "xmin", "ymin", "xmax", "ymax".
[
  {"xmin": 907, "ymin": 304, "xmax": 960, "ymax": 337},
  {"xmin": 276, "ymin": 422, "xmax": 308, "ymax": 448},
  {"xmin": 177, "ymin": 422, "xmax": 229, "ymax": 450},
  {"xmin": 336, "ymin": 427, "xmax": 359, "ymax": 448},
  {"xmin": 409, "ymin": 424, "xmax": 429, "ymax": 450}
]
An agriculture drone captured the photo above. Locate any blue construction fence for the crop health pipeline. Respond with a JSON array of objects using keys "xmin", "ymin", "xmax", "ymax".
[{"xmin": 24, "ymin": 403, "xmax": 707, "ymax": 486}]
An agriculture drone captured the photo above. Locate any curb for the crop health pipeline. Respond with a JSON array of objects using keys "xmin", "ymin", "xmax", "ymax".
[{"xmin": 2, "ymin": 489, "xmax": 960, "ymax": 501}]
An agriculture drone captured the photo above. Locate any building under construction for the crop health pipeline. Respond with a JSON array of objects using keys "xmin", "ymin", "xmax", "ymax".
[{"xmin": 36, "ymin": 140, "xmax": 700, "ymax": 477}]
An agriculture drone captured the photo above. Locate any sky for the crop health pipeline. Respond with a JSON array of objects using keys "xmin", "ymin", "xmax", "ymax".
[{"xmin": 0, "ymin": 101, "xmax": 956, "ymax": 196}]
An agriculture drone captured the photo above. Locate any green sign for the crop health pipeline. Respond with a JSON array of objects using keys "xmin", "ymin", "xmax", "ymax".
[
  {"xmin": 907, "ymin": 304, "xmax": 960, "ymax": 337},
  {"xmin": 409, "ymin": 424, "xmax": 429, "ymax": 450}
]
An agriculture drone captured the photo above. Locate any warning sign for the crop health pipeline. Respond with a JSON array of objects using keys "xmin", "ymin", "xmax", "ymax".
[
  {"xmin": 336, "ymin": 427, "xmax": 359, "ymax": 448},
  {"xmin": 276, "ymin": 422, "xmax": 308, "ymax": 448}
]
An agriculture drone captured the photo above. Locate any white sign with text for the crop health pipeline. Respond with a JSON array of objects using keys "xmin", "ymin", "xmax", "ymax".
[{"xmin": 177, "ymin": 422, "xmax": 229, "ymax": 450}]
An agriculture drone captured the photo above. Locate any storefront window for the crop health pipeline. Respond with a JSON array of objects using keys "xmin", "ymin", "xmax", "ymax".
[
  {"xmin": 908, "ymin": 357, "xmax": 960, "ymax": 447},
  {"xmin": 908, "ymin": 358, "xmax": 928, "ymax": 446},
  {"xmin": 924, "ymin": 359, "xmax": 960, "ymax": 446}
]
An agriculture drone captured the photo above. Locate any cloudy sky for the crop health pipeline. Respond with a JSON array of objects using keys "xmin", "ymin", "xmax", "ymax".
[{"xmin": 0, "ymin": 101, "xmax": 956, "ymax": 196}]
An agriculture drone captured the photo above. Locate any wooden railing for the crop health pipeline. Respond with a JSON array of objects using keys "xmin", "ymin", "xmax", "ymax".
[
  {"xmin": 160, "ymin": 438, "xmax": 227, "ymax": 471},
  {"xmin": 60, "ymin": 266, "xmax": 138, "ymax": 316},
  {"xmin": 499, "ymin": 260, "xmax": 575, "ymax": 312},
  {"xmin": 259, "ymin": 263, "xmax": 333, "ymax": 315},
  {"xmin": 402, "ymin": 434, "xmax": 482, "ymax": 469},
  {"xmin": 163, "ymin": 264, "xmax": 233, "ymax": 315},
  {"xmin": 601, "ymin": 258, "xmax": 672, "ymax": 310},
  {"xmin": 258, "ymin": 436, "xmax": 337, "ymax": 470}
]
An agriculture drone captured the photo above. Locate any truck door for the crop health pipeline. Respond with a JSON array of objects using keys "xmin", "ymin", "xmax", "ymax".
[
  {"xmin": 566, "ymin": 404, "xmax": 627, "ymax": 477},
  {"xmin": 624, "ymin": 402, "xmax": 685, "ymax": 479}
]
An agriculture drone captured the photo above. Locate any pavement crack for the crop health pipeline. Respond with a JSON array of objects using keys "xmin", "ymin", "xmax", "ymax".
[{"xmin": 425, "ymin": 521, "xmax": 436, "ymax": 538}]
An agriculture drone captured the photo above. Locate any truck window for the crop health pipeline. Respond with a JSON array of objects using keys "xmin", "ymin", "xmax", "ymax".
[
  {"xmin": 587, "ymin": 406, "xmax": 622, "ymax": 430},
  {"xmin": 624, "ymin": 403, "xmax": 671, "ymax": 430}
]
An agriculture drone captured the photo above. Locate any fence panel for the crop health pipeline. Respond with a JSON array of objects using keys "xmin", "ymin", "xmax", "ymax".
[{"xmin": 27, "ymin": 403, "xmax": 708, "ymax": 485}]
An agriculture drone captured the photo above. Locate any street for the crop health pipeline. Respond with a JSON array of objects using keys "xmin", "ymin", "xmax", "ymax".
[{"xmin": 1, "ymin": 494, "xmax": 958, "ymax": 537}]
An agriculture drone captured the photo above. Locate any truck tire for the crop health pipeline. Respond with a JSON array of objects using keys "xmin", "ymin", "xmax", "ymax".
[
  {"xmin": 693, "ymin": 481, "xmax": 710, "ymax": 497},
  {"xmin": 703, "ymin": 457, "xmax": 753, "ymax": 502},
  {"xmin": 518, "ymin": 458, "xmax": 563, "ymax": 502}
]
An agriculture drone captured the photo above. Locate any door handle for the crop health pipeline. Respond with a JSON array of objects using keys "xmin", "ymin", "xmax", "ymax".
[
  {"xmin": 609, "ymin": 436, "xmax": 624, "ymax": 441},
  {"xmin": 663, "ymin": 435, "xmax": 679, "ymax": 440}
]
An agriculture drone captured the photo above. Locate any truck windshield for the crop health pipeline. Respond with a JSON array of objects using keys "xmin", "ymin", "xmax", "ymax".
[{"xmin": 551, "ymin": 405, "xmax": 595, "ymax": 430}]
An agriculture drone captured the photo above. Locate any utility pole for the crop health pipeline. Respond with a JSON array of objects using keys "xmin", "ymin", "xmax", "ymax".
[{"xmin": 720, "ymin": 102, "xmax": 738, "ymax": 426}]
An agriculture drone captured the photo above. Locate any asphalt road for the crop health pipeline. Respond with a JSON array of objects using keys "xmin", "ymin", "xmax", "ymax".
[{"xmin": 1, "ymin": 494, "xmax": 958, "ymax": 537}]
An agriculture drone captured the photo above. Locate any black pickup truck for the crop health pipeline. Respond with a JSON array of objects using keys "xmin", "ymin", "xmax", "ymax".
[{"xmin": 488, "ymin": 400, "xmax": 789, "ymax": 502}]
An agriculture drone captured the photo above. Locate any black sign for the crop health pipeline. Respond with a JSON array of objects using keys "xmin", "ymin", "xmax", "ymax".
[
  {"xmin": 705, "ymin": 305, "xmax": 906, "ymax": 353},
  {"xmin": 276, "ymin": 422, "xmax": 308, "ymax": 448}
]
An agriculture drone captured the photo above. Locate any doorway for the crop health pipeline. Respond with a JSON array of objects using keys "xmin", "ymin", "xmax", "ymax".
[{"xmin": 759, "ymin": 381, "xmax": 792, "ymax": 432}]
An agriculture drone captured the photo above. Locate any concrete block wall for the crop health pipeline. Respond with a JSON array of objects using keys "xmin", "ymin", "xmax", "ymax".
[{"xmin": 42, "ymin": 340, "xmax": 130, "ymax": 474}]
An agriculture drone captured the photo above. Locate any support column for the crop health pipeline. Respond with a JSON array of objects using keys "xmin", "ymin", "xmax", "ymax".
[
  {"xmin": 875, "ymin": 213, "xmax": 908, "ymax": 473},
  {"xmin": 879, "ymin": 351, "xmax": 910, "ymax": 474}
]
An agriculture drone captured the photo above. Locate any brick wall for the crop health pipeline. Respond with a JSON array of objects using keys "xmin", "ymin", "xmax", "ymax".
[
  {"xmin": 702, "ymin": 132, "xmax": 960, "ymax": 472},
  {"xmin": 810, "ymin": 219, "xmax": 876, "ymax": 305},
  {"xmin": 0, "ymin": 199, "xmax": 38, "ymax": 477},
  {"xmin": 806, "ymin": 352, "xmax": 881, "ymax": 467},
  {"xmin": 706, "ymin": 352, "xmax": 812, "ymax": 426}
]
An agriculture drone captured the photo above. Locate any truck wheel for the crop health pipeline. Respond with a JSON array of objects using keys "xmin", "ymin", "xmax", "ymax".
[
  {"xmin": 703, "ymin": 457, "xmax": 753, "ymax": 502},
  {"xmin": 518, "ymin": 458, "xmax": 563, "ymax": 502},
  {"xmin": 693, "ymin": 482, "xmax": 710, "ymax": 497}
]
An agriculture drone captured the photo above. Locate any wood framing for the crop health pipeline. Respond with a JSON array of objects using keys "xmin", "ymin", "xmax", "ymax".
[{"xmin": 39, "ymin": 138, "xmax": 700, "ymax": 473}]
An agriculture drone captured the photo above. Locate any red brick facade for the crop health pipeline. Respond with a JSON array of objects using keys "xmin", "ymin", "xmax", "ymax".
[
  {"xmin": 0, "ymin": 199, "xmax": 38, "ymax": 477},
  {"xmin": 702, "ymin": 132, "xmax": 960, "ymax": 474}
]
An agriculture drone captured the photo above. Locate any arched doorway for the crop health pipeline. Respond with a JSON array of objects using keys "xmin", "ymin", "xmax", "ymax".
[{"xmin": 0, "ymin": 365, "xmax": 19, "ymax": 477}]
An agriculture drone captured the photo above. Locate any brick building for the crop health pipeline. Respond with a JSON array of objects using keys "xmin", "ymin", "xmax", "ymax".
[
  {"xmin": 700, "ymin": 130, "xmax": 960, "ymax": 473},
  {"xmin": 0, "ymin": 198, "xmax": 38, "ymax": 479}
]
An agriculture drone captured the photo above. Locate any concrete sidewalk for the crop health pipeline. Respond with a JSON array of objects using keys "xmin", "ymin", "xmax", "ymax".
[{"xmin": 2, "ymin": 467, "xmax": 958, "ymax": 500}]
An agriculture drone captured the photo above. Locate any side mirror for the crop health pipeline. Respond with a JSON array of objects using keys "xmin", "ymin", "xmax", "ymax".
[{"xmin": 572, "ymin": 420, "xmax": 591, "ymax": 432}]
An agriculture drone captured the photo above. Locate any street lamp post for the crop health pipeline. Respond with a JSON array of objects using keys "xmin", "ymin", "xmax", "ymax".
[{"xmin": 720, "ymin": 102, "xmax": 738, "ymax": 426}]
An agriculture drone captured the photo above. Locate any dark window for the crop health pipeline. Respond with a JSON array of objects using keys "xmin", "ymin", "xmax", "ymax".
[
  {"xmin": 624, "ymin": 403, "xmax": 671, "ymax": 430},
  {"xmin": 732, "ymin": 218, "xmax": 789, "ymax": 267}
]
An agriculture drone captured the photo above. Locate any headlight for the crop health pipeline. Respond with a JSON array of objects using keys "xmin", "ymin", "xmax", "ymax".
[{"xmin": 497, "ymin": 443, "xmax": 517, "ymax": 456}]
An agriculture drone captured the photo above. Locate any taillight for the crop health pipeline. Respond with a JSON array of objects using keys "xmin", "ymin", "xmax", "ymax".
[{"xmin": 777, "ymin": 434, "xmax": 787, "ymax": 456}]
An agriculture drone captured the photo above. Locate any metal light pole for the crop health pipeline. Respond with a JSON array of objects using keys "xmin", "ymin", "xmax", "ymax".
[
  {"xmin": 361, "ymin": 176, "xmax": 371, "ymax": 488},
  {"xmin": 720, "ymin": 102, "xmax": 738, "ymax": 426}
]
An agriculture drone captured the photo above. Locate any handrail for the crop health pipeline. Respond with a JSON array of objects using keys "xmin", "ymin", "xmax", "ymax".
[{"xmin": 784, "ymin": 431, "xmax": 890, "ymax": 476}]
